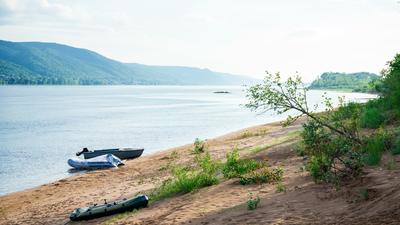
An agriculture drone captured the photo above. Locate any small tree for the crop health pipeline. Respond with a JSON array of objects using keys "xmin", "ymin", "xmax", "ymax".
[
  {"xmin": 246, "ymin": 72, "xmax": 361, "ymax": 144},
  {"xmin": 246, "ymin": 72, "xmax": 363, "ymax": 182}
]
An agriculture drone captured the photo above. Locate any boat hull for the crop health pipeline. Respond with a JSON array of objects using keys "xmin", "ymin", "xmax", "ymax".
[
  {"xmin": 68, "ymin": 154, "xmax": 123, "ymax": 170},
  {"xmin": 70, "ymin": 195, "xmax": 148, "ymax": 221},
  {"xmin": 83, "ymin": 148, "xmax": 144, "ymax": 160}
]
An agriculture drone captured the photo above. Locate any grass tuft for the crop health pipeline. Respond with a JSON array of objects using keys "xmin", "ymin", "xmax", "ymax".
[
  {"xmin": 193, "ymin": 138, "xmax": 205, "ymax": 154},
  {"xmin": 222, "ymin": 148, "xmax": 261, "ymax": 178},
  {"xmin": 247, "ymin": 193, "xmax": 260, "ymax": 210},
  {"xmin": 363, "ymin": 132, "xmax": 390, "ymax": 166},
  {"xmin": 150, "ymin": 151, "xmax": 220, "ymax": 202},
  {"xmin": 239, "ymin": 167, "xmax": 283, "ymax": 185},
  {"xmin": 275, "ymin": 182, "xmax": 286, "ymax": 193}
]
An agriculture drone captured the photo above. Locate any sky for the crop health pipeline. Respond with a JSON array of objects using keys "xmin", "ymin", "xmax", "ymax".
[{"xmin": 0, "ymin": 0, "xmax": 400, "ymax": 81}]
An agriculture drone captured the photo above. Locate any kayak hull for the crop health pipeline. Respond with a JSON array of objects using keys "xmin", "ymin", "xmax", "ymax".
[
  {"xmin": 83, "ymin": 148, "xmax": 144, "ymax": 160},
  {"xmin": 70, "ymin": 195, "xmax": 149, "ymax": 221}
]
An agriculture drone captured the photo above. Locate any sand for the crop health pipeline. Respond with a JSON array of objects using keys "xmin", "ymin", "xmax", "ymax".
[{"xmin": 1, "ymin": 119, "xmax": 399, "ymax": 225}]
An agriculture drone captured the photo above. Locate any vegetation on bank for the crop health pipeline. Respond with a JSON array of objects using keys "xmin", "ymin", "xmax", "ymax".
[
  {"xmin": 106, "ymin": 54, "xmax": 399, "ymax": 223},
  {"xmin": 0, "ymin": 40, "xmax": 255, "ymax": 85},
  {"xmin": 149, "ymin": 145, "xmax": 283, "ymax": 203},
  {"xmin": 247, "ymin": 54, "xmax": 400, "ymax": 185},
  {"xmin": 309, "ymin": 72, "xmax": 379, "ymax": 93}
]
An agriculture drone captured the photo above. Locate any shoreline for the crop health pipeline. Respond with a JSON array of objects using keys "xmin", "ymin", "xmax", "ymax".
[
  {"xmin": 0, "ymin": 119, "xmax": 291, "ymax": 197},
  {"xmin": 0, "ymin": 119, "xmax": 283, "ymax": 197},
  {"xmin": 0, "ymin": 119, "xmax": 303, "ymax": 224},
  {"xmin": 1, "ymin": 117, "xmax": 399, "ymax": 225}
]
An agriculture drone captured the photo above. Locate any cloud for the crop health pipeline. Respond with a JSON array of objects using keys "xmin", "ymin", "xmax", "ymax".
[
  {"xmin": 0, "ymin": 0, "xmax": 79, "ymax": 25},
  {"xmin": 0, "ymin": 0, "xmax": 133, "ymax": 33},
  {"xmin": 0, "ymin": 0, "xmax": 399, "ymax": 79}
]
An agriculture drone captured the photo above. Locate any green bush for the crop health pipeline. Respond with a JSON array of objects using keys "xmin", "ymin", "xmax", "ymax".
[
  {"xmin": 363, "ymin": 131, "xmax": 391, "ymax": 166},
  {"xmin": 150, "ymin": 152, "xmax": 220, "ymax": 202},
  {"xmin": 360, "ymin": 107, "xmax": 384, "ymax": 128},
  {"xmin": 247, "ymin": 194, "xmax": 260, "ymax": 210},
  {"xmin": 239, "ymin": 167, "xmax": 283, "ymax": 185},
  {"xmin": 193, "ymin": 138, "xmax": 205, "ymax": 154},
  {"xmin": 302, "ymin": 120, "xmax": 363, "ymax": 183},
  {"xmin": 307, "ymin": 155, "xmax": 332, "ymax": 182},
  {"xmin": 391, "ymin": 137, "xmax": 400, "ymax": 155},
  {"xmin": 222, "ymin": 148, "xmax": 261, "ymax": 178},
  {"xmin": 381, "ymin": 54, "xmax": 400, "ymax": 110}
]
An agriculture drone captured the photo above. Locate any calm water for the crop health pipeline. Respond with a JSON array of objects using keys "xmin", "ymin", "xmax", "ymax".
[{"xmin": 0, "ymin": 86, "xmax": 375, "ymax": 195}]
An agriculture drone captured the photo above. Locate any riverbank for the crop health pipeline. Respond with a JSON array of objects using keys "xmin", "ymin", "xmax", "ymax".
[{"xmin": 1, "ymin": 118, "xmax": 399, "ymax": 225}]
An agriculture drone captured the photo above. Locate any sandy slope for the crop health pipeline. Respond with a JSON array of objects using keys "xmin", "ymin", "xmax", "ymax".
[{"xmin": 1, "ymin": 119, "xmax": 399, "ymax": 225}]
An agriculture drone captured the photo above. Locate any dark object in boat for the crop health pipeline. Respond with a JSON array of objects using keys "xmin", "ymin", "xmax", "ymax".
[
  {"xmin": 76, "ymin": 148, "xmax": 89, "ymax": 156},
  {"xmin": 76, "ymin": 148, "xmax": 144, "ymax": 160},
  {"xmin": 213, "ymin": 91, "xmax": 230, "ymax": 94},
  {"xmin": 69, "ymin": 195, "xmax": 149, "ymax": 221}
]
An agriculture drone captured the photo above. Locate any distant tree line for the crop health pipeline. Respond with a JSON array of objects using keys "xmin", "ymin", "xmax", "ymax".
[{"xmin": 309, "ymin": 72, "xmax": 379, "ymax": 92}]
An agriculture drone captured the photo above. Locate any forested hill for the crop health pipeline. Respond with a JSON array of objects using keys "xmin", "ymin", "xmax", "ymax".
[
  {"xmin": 0, "ymin": 40, "xmax": 257, "ymax": 85},
  {"xmin": 309, "ymin": 72, "xmax": 379, "ymax": 92}
]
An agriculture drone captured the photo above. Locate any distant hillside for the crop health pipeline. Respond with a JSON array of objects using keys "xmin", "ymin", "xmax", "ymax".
[
  {"xmin": 309, "ymin": 72, "xmax": 379, "ymax": 92},
  {"xmin": 0, "ymin": 40, "xmax": 257, "ymax": 85}
]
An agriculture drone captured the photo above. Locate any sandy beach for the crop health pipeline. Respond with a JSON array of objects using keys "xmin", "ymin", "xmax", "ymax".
[{"xmin": 1, "ymin": 119, "xmax": 399, "ymax": 225}]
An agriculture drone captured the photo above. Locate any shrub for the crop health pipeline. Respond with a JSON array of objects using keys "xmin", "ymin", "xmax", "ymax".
[
  {"xmin": 150, "ymin": 151, "xmax": 220, "ymax": 202},
  {"xmin": 391, "ymin": 137, "xmax": 400, "ymax": 155},
  {"xmin": 193, "ymin": 138, "xmax": 205, "ymax": 154},
  {"xmin": 381, "ymin": 54, "xmax": 400, "ymax": 110},
  {"xmin": 239, "ymin": 167, "xmax": 283, "ymax": 185},
  {"xmin": 195, "ymin": 151, "xmax": 221, "ymax": 178},
  {"xmin": 307, "ymin": 155, "xmax": 332, "ymax": 182},
  {"xmin": 363, "ymin": 131, "xmax": 392, "ymax": 166},
  {"xmin": 222, "ymin": 148, "xmax": 261, "ymax": 178},
  {"xmin": 360, "ymin": 107, "xmax": 384, "ymax": 128},
  {"xmin": 247, "ymin": 194, "xmax": 260, "ymax": 210},
  {"xmin": 302, "ymin": 120, "xmax": 363, "ymax": 183}
]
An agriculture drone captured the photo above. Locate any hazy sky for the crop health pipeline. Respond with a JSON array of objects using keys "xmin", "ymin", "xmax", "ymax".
[{"xmin": 1, "ymin": 0, "xmax": 400, "ymax": 81}]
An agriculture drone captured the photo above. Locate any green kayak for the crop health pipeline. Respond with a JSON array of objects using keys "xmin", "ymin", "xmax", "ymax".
[{"xmin": 69, "ymin": 195, "xmax": 148, "ymax": 221}]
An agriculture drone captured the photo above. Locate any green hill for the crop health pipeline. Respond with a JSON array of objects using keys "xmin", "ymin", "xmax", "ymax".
[
  {"xmin": 309, "ymin": 72, "xmax": 379, "ymax": 92},
  {"xmin": 0, "ymin": 40, "xmax": 257, "ymax": 85}
]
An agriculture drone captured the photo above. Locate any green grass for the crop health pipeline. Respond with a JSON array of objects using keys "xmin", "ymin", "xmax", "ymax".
[
  {"xmin": 391, "ymin": 138, "xmax": 400, "ymax": 155},
  {"xmin": 193, "ymin": 138, "xmax": 205, "ymax": 154},
  {"xmin": 363, "ymin": 134, "xmax": 386, "ymax": 166},
  {"xmin": 247, "ymin": 194, "xmax": 260, "ymax": 210},
  {"xmin": 239, "ymin": 131, "xmax": 254, "ymax": 139},
  {"xmin": 235, "ymin": 128, "xmax": 269, "ymax": 140},
  {"xmin": 239, "ymin": 167, "xmax": 283, "ymax": 185},
  {"xmin": 150, "ymin": 152, "xmax": 220, "ymax": 202},
  {"xmin": 222, "ymin": 148, "xmax": 262, "ymax": 178},
  {"xmin": 360, "ymin": 107, "xmax": 384, "ymax": 129}
]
